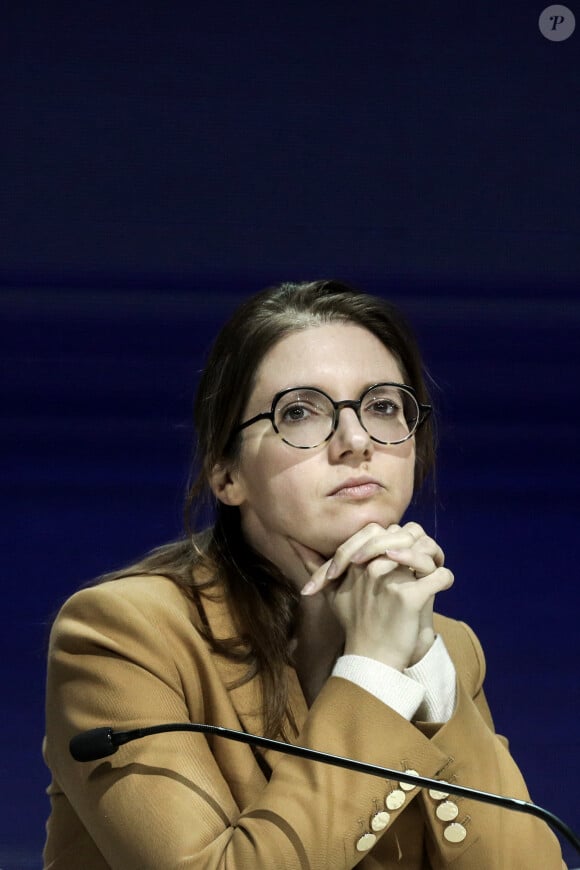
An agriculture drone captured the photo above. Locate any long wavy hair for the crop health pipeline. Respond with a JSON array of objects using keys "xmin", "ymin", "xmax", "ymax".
[{"xmin": 98, "ymin": 280, "xmax": 436, "ymax": 738}]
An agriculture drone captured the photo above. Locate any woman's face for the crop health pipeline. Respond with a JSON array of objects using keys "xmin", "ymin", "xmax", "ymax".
[{"xmin": 214, "ymin": 322, "xmax": 416, "ymax": 585}]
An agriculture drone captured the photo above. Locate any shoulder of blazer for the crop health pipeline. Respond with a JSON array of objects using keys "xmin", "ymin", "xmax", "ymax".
[
  {"xmin": 433, "ymin": 612, "xmax": 487, "ymax": 696},
  {"xmin": 58, "ymin": 574, "xmax": 194, "ymax": 619},
  {"xmin": 53, "ymin": 573, "xmax": 241, "ymax": 658}
]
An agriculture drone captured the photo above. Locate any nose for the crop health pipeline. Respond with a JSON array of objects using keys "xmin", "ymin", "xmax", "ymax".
[{"xmin": 328, "ymin": 406, "xmax": 373, "ymax": 459}]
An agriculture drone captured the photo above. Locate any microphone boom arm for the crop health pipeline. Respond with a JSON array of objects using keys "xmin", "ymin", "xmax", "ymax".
[{"xmin": 70, "ymin": 721, "xmax": 580, "ymax": 855}]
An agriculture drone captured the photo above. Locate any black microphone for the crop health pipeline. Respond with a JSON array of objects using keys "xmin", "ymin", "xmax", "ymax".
[{"xmin": 70, "ymin": 721, "xmax": 580, "ymax": 855}]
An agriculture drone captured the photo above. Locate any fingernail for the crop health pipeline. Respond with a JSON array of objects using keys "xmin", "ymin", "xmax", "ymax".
[
  {"xmin": 325, "ymin": 561, "xmax": 338, "ymax": 580},
  {"xmin": 385, "ymin": 549, "xmax": 402, "ymax": 557},
  {"xmin": 301, "ymin": 580, "xmax": 317, "ymax": 596}
]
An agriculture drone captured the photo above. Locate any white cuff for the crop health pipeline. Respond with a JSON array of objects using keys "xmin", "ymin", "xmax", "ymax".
[
  {"xmin": 331, "ymin": 636, "xmax": 457, "ymax": 724},
  {"xmin": 332, "ymin": 655, "xmax": 425, "ymax": 721},
  {"xmin": 404, "ymin": 635, "xmax": 457, "ymax": 723}
]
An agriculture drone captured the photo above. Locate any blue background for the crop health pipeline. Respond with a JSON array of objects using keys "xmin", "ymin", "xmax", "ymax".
[{"xmin": 1, "ymin": 2, "xmax": 579, "ymax": 867}]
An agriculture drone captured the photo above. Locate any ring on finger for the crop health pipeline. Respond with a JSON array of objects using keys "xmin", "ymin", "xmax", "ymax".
[{"xmin": 384, "ymin": 549, "xmax": 419, "ymax": 577}]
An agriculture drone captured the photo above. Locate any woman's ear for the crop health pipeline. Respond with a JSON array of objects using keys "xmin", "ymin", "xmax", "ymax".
[{"xmin": 209, "ymin": 462, "xmax": 245, "ymax": 506}]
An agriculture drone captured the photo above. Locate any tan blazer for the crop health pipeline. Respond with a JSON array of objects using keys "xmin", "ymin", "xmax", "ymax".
[{"xmin": 43, "ymin": 575, "xmax": 564, "ymax": 869}]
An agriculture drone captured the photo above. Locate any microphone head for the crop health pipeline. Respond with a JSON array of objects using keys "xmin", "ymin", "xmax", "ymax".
[{"xmin": 70, "ymin": 727, "xmax": 118, "ymax": 762}]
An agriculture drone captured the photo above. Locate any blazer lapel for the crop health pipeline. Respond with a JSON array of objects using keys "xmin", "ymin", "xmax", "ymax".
[{"xmin": 193, "ymin": 585, "xmax": 310, "ymax": 774}]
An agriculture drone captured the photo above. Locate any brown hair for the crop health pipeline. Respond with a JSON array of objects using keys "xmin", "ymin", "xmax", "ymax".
[{"xmin": 99, "ymin": 280, "xmax": 436, "ymax": 738}]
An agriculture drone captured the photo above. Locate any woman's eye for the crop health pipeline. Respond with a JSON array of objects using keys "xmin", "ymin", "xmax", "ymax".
[
  {"xmin": 281, "ymin": 404, "xmax": 312, "ymax": 423},
  {"xmin": 367, "ymin": 399, "xmax": 398, "ymax": 416}
]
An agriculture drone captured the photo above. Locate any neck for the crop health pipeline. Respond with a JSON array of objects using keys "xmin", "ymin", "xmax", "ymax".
[{"xmin": 291, "ymin": 596, "xmax": 345, "ymax": 705}]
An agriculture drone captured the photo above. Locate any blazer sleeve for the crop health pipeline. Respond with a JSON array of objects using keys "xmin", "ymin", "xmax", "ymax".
[
  {"xmin": 44, "ymin": 581, "xmax": 566, "ymax": 870},
  {"xmin": 414, "ymin": 618, "xmax": 566, "ymax": 869},
  {"xmin": 44, "ymin": 580, "xmax": 454, "ymax": 869}
]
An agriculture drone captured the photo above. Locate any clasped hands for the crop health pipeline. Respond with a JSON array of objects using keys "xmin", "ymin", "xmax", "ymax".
[{"xmin": 291, "ymin": 522, "xmax": 454, "ymax": 672}]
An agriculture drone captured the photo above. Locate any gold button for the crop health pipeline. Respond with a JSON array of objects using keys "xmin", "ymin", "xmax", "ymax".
[
  {"xmin": 371, "ymin": 810, "xmax": 390, "ymax": 831},
  {"xmin": 385, "ymin": 789, "xmax": 406, "ymax": 810},
  {"xmin": 399, "ymin": 769, "xmax": 419, "ymax": 791},
  {"xmin": 443, "ymin": 822, "xmax": 467, "ymax": 843},
  {"xmin": 428, "ymin": 787, "xmax": 450, "ymax": 800},
  {"xmin": 356, "ymin": 832, "xmax": 377, "ymax": 852},
  {"xmin": 436, "ymin": 801, "xmax": 459, "ymax": 821}
]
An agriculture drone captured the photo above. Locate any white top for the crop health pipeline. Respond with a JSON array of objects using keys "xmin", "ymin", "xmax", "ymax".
[{"xmin": 332, "ymin": 634, "xmax": 457, "ymax": 723}]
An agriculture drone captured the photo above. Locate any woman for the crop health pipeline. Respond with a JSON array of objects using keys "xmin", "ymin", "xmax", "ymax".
[{"xmin": 43, "ymin": 280, "xmax": 565, "ymax": 868}]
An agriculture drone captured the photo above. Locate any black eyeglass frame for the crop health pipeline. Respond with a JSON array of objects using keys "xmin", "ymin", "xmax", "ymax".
[{"xmin": 233, "ymin": 382, "xmax": 432, "ymax": 449}]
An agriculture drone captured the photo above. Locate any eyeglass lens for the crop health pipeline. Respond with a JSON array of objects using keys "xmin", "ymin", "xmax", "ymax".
[{"xmin": 273, "ymin": 385, "xmax": 419, "ymax": 448}]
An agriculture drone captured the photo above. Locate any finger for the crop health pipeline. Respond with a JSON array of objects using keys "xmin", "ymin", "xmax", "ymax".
[
  {"xmin": 411, "ymin": 535, "xmax": 445, "ymax": 568},
  {"xmin": 327, "ymin": 523, "xmax": 428, "ymax": 579},
  {"xmin": 401, "ymin": 521, "xmax": 427, "ymax": 540},
  {"xmin": 347, "ymin": 529, "xmax": 424, "ymax": 567},
  {"xmin": 385, "ymin": 547, "xmax": 438, "ymax": 578},
  {"xmin": 323, "ymin": 523, "xmax": 444, "ymax": 582},
  {"xmin": 325, "ymin": 522, "xmax": 391, "ymax": 579},
  {"xmin": 300, "ymin": 558, "xmax": 336, "ymax": 596},
  {"xmin": 349, "ymin": 533, "xmax": 413, "ymax": 565},
  {"xmin": 400, "ymin": 523, "xmax": 445, "ymax": 565},
  {"xmin": 374, "ymin": 566, "xmax": 454, "ymax": 610},
  {"xmin": 306, "ymin": 549, "xmax": 408, "ymax": 597},
  {"xmin": 418, "ymin": 567, "xmax": 455, "ymax": 596}
]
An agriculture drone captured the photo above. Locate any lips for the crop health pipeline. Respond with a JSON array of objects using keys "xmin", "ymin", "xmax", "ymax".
[{"xmin": 328, "ymin": 476, "xmax": 382, "ymax": 497}]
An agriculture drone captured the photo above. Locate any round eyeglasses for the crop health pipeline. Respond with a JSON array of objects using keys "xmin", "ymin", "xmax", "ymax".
[{"xmin": 234, "ymin": 383, "xmax": 432, "ymax": 449}]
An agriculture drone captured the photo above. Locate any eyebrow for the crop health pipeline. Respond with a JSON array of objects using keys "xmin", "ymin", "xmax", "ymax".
[{"xmin": 257, "ymin": 380, "xmax": 408, "ymax": 407}]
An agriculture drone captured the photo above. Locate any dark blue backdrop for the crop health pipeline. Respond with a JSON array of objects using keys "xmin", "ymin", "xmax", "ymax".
[{"xmin": 1, "ymin": 3, "xmax": 579, "ymax": 868}]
